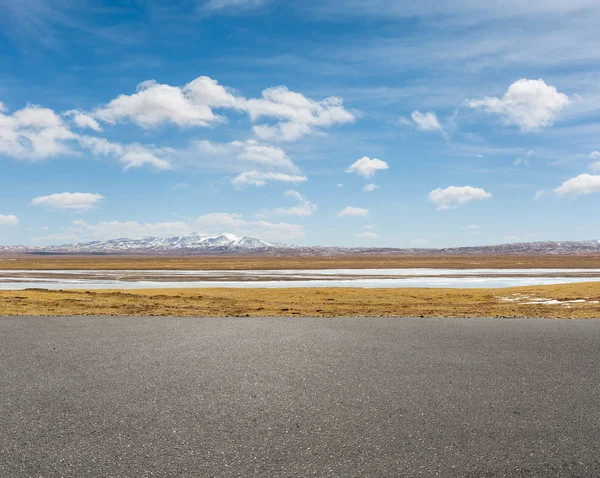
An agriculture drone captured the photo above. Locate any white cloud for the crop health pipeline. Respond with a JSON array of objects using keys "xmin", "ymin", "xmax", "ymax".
[
  {"xmin": 119, "ymin": 144, "xmax": 174, "ymax": 170},
  {"xmin": 338, "ymin": 206, "xmax": 369, "ymax": 217},
  {"xmin": 95, "ymin": 77, "xmax": 238, "ymax": 128},
  {"xmin": 590, "ymin": 151, "xmax": 600, "ymax": 159},
  {"xmin": 232, "ymin": 171, "xmax": 307, "ymax": 188},
  {"xmin": 467, "ymin": 79, "xmax": 570, "ymax": 132},
  {"xmin": 428, "ymin": 185, "xmax": 492, "ymax": 210},
  {"xmin": 345, "ymin": 156, "xmax": 389, "ymax": 178},
  {"xmin": 64, "ymin": 110, "xmax": 102, "ymax": 132},
  {"xmin": 0, "ymin": 214, "xmax": 19, "ymax": 226},
  {"xmin": 363, "ymin": 183, "xmax": 379, "ymax": 192},
  {"xmin": 534, "ymin": 189, "xmax": 547, "ymax": 200},
  {"xmin": 31, "ymin": 192, "xmax": 104, "ymax": 211},
  {"xmin": 192, "ymin": 140, "xmax": 306, "ymax": 188},
  {"xmin": 266, "ymin": 190, "xmax": 317, "ymax": 216},
  {"xmin": 235, "ymin": 140, "xmax": 299, "ymax": 171},
  {"xmin": 555, "ymin": 174, "xmax": 600, "ymax": 195},
  {"xmin": 355, "ymin": 231, "xmax": 379, "ymax": 239},
  {"xmin": 94, "ymin": 77, "xmax": 354, "ymax": 142},
  {"xmin": 0, "ymin": 103, "xmax": 173, "ymax": 170},
  {"xmin": 71, "ymin": 220, "xmax": 194, "ymax": 240},
  {"xmin": 411, "ymin": 110, "xmax": 443, "ymax": 131},
  {"xmin": 0, "ymin": 104, "xmax": 77, "ymax": 159},
  {"xmin": 79, "ymin": 137, "xmax": 174, "ymax": 170},
  {"xmin": 337, "ymin": 183, "xmax": 344, "ymax": 188},
  {"xmin": 195, "ymin": 212, "xmax": 304, "ymax": 241},
  {"xmin": 243, "ymin": 86, "xmax": 356, "ymax": 141},
  {"xmin": 193, "ymin": 139, "xmax": 299, "ymax": 173},
  {"xmin": 591, "ymin": 162, "xmax": 600, "ymax": 173},
  {"xmin": 467, "ymin": 224, "xmax": 480, "ymax": 230}
]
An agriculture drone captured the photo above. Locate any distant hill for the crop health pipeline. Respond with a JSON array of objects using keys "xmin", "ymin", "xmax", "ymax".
[{"xmin": 2, "ymin": 234, "xmax": 600, "ymax": 256}]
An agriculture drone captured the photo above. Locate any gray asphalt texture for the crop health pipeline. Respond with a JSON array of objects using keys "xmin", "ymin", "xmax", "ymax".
[{"xmin": 1, "ymin": 316, "xmax": 599, "ymax": 477}]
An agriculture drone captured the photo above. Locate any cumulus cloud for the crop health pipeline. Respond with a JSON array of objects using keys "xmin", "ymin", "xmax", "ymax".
[
  {"xmin": 0, "ymin": 104, "xmax": 77, "ymax": 159},
  {"xmin": 0, "ymin": 214, "xmax": 19, "ymax": 226},
  {"xmin": 0, "ymin": 102, "xmax": 173, "ymax": 171},
  {"xmin": 64, "ymin": 110, "xmax": 102, "ymax": 132},
  {"xmin": 79, "ymin": 137, "xmax": 174, "ymax": 170},
  {"xmin": 338, "ymin": 206, "xmax": 369, "ymax": 217},
  {"xmin": 243, "ymin": 86, "xmax": 356, "ymax": 141},
  {"xmin": 467, "ymin": 79, "xmax": 569, "ymax": 132},
  {"xmin": 591, "ymin": 162, "xmax": 600, "ymax": 173},
  {"xmin": 192, "ymin": 139, "xmax": 308, "ymax": 188},
  {"xmin": 428, "ymin": 186, "xmax": 492, "ymax": 210},
  {"xmin": 232, "ymin": 171, "xmax": 307, "ymax": 188},
  {"xmin": 119, "ymin": 144, "xmax": 174, "ymax": 170},
  {"xmin": 411, "ymin": 110, "xmax": 443, "ymax": 131},
  {"xmin": 93, "ymin": 77, "xmax": 354, "ymax": 142},
  {"xmin": 554, "ymin": 174, "xmax": 600, "ymax": 195},
  {"xmin": 363, "ymin": 183, "xmax": 379, "ymax": 192},
  {"xmin": 590, "ymin": 151, "xmax": 600, "ymax": 160},
  {"xmin": 265, "ymin": 190, "xmax": 317, "ymax": 216},
  {"xmin": 31, "ymin": 192, "xmax": 104, "ymax": 211},
  {"xmin": 534, "ymin": 189, "xmax": 547, "ymax": 200},
  {"xmin": 193, "ymin": 139, "xmax": 299, "ymax": 173},
  {"xmin": 95, "ymin": 77, "xmax": 238, "ymax": 128},
  {"xmin": 345, "ymin": 157, "xmax": 389, "ymax": 178},
  {"xmin": 195, "ymin": 212, "xmax": 304, "ymax": 241}
]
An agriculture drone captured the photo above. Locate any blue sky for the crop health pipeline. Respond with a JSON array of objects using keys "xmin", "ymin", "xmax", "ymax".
[{"xmin": 1, "ymin": 0, "xmax": 600, "ymax": 247}]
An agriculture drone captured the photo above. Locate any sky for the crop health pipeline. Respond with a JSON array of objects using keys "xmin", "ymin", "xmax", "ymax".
[{"xmin": 1, "ymin": 0, "xmax": 600, "ymax": 248}]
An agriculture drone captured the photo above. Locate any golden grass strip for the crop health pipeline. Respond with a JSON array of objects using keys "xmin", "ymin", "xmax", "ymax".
[{"xmin": 1, "ymin": 282, "xmax": 600, "ymax": 318}]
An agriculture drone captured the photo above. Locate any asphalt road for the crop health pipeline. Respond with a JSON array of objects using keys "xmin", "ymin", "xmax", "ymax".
[{"xmin": 1, "ymin": 316, "xmax": 599, "ymax": 477}]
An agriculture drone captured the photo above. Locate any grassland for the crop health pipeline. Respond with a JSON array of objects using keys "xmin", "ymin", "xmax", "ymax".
[
  {"xmin": 2, "ymin": 255, "xmax": 600, "ymax": 318},
  {"xmin": 3, "ymin": 254, "xmax": 600, "ymax": 270},
  {"xmin": 1, "ymin": 282, "xmax": 600, "ymax": 318}
]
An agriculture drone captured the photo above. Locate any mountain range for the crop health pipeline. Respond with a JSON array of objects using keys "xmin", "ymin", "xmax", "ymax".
[{"xmin": 2, "ymin": 233, "xmax": 600, "ymax": 256}]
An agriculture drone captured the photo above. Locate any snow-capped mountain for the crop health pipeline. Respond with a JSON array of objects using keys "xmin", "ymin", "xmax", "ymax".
[
  {"xmin": 4, "ymin": 233, "xmax": 281, "ymax": 254},
  {"xmin": 1, "ymin": 235, "xmax": 600, "ymax": 255}
]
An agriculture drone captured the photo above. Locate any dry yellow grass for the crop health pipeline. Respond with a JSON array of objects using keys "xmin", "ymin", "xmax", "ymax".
[
  {"xmin": 3, "ymin": 254, "xmax": 600, "ymax": 270},
  {"xmin": 1, "ymin": 282, "xmax": 600, "ymax": 318}
]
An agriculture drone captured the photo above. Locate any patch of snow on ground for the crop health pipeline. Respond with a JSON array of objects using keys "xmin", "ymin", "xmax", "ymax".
[{"xmin": 498, "ymin": 294, "xmax": 594, "ymax": 306}]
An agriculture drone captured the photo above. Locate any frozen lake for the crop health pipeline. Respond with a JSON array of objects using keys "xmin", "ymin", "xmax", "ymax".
[{"xmin": 1, "ymin": 268, "xmax": 600, "ymax": 289}]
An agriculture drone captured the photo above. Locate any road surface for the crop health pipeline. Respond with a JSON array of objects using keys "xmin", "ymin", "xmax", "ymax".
[{"xmin": 1, "ymin": 316, "xmax": 599, "ymax": 477}]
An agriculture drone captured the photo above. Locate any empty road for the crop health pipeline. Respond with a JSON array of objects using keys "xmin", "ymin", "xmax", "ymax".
[{"xmin": 1, "ymin": 316, "xmax": 599, "ymax": 477}]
